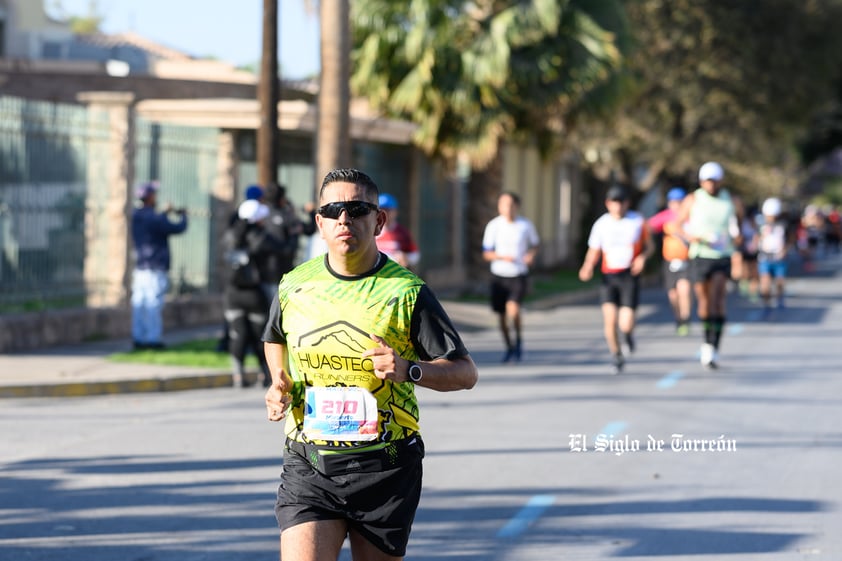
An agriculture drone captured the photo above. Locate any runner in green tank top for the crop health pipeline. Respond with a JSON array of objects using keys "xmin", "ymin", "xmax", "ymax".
[
  {"xmin": 674, "ymin": 161, "xmax": 740, "ymax": 369},
  {"xmin": 262, "ymin": 168, "xmax": 478, "ymax": 561}
]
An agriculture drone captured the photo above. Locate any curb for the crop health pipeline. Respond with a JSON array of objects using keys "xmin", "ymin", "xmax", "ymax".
[
  {"xmin": 0, "ymin": 372, "xmax": 241, "ymax": 399},
  {"xmin": 2, "ymin": 287, "xmax": 606, "ymax": 400}
]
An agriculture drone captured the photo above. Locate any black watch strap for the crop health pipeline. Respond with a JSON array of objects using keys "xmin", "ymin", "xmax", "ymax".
[{"xmin": 407, "ymin": 361, "xmax": 423, "ymax": 383}]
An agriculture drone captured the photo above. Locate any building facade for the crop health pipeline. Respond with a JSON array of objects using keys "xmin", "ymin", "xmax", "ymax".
[{"xmin": 0, "ymin": 0, "xmax": 586, "ymax": 351}]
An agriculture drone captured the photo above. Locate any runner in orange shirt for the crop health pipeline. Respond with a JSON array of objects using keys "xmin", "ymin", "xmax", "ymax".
[{"xmin": 648, "ymin": 187, "xmax": 692, "ymax": 335}]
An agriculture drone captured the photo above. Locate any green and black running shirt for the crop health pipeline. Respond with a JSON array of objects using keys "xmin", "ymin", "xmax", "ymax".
[{"xmin": 262, "ymin": 252, "xmax": 469, "ymax": 449}]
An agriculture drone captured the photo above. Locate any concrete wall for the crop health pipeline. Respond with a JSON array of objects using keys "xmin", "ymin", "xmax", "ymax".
[{"xmin": 0, "ymin": 294, "xmax": 223, "ymax": 353}]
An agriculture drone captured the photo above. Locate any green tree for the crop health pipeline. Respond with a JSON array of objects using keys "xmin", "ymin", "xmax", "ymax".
[
  {"xmin": 350, "ymin": 0, "xmax": 629, "ymax": 270},
  {"xmin": 799, "ymin": 80, "xmax": 842, "ymax": 166},
  {"xmin": 351, "ymin": 0, "xmax": 627, "ymax": 168},
  {"xmin": 577, "ymin": 0, "xmax": 842, "ymax": 200},
  {"xmin": 65, "ymin": 0, "xmax": 103, "ymax": 35}
]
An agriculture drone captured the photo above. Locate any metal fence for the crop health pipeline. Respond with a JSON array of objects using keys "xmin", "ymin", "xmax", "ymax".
[
  {"xmin": 134, "ymin": 119, "xmax": 220, "ymax": 295},
  {"xmin": 0, "ymin": 96, "xmax": 105, "ymax": 311},
  {"xmin": 0, "ymin": 96, "xmax": 220, "ymax": 312}
]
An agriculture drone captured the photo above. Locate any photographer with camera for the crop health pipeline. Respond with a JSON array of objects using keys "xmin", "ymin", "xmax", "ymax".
[{"xmin": 130, "ymin": 181, "xmax": 188, "ymax": 350}]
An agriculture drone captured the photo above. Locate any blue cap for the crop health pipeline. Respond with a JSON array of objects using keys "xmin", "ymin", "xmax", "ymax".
[
  {"xmin": 135, "ymin": 181, "xmax": 158, "ymax": 200},
  {"xmin": 378, "ymin": 193, "xmax": 398, "ymax": 209},
  {"xmin": 245, "ymin": 185, "xmax": 263, "ymax": 200},
  {"xmin": 667, "ymin": 187, "xmax": 686, "ymax": 202}
]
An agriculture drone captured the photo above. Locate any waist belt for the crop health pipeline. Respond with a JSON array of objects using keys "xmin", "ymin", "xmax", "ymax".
[{"xmin": 286, "ymin": 436, "xmax": 424, "ymax": 476}]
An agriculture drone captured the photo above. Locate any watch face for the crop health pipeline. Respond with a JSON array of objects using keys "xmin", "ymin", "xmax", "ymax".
[{"xmin": 409, "ymin": 364, "xmax": 422, "ymax": 382}]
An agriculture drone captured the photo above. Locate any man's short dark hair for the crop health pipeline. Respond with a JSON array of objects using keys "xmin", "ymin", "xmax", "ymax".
[
  {"xmin": 320, "ymin": 168, "xmax": 380, "ymax": 202},
  {"xmin": 606, "ymin": 185, "xmax": 629, "ymax": 202},
  {"xmin": 499, "ymin": 191, "xmax": 521, "ymax": 206}
]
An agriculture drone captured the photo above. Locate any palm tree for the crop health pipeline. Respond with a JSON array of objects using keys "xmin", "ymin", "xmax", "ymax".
[
  {"xmin": 351, "ymin": 0, "xmax": 626, "ymax": 166},
  {"xmin": 350, "ymin": 0, "xmax": 629, "ymax": 270},
  {"xmin": 316, "ymin": 0, "xmax": 352, "ymax": 190}
]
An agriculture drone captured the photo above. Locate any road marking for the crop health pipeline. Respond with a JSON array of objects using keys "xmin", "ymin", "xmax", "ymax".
[
  {"xmin": 496, "ymin": 494, "xmax": 555, "ymax": 538},
  {"xmin": 727, "ymin": 323, "xmax": 744, "ymax": 335},
  {"xmin": 656, "ymin": 370, "xmax": 684, "ymax": 389}
]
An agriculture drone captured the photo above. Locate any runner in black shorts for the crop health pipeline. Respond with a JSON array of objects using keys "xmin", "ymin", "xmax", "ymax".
[
  {"xmin": 482, "ymin": 192, "xmax": 540, "ymax": 362},
  {"xmin": 676, "ymin": 162, "xmax": 739, "ymax": 369},
  {"xmin": 600, "ymin": 271, "xmax": 640, "ymax": 309},
  {"xmin": 579, "ymin": 185, "xmax": 653, "ymax": 374},
  {"xmin": 262, "ymin": 169, "xmax": 478, "ymax": 561},
  {"xmin": 648, "ymin": 187, "xmax": 692, "ymax": 335}
]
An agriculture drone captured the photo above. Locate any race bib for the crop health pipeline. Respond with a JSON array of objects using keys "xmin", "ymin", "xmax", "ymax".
[{"xmin": 303, "ymin": 386, "xmax": 379, "ymax": 441}]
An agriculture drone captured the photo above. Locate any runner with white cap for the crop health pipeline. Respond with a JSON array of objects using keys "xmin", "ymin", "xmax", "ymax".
[
  {"xmin": 757, "ymin": 197, "xmax": 792, "ymax": 316},
  {"xmin": 674, "ymin": 162, "xmax": 739, "ymax": 369}
]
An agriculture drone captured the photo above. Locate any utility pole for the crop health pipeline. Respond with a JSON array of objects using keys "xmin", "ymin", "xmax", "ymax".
[{"xmin": 257, "ymin": 0, "xmax": 279, "ymax": 187}]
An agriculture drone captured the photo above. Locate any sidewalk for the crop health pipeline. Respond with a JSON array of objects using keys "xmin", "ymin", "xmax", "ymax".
[
  {"xmin": 0, "ymin": 324, "xmax": 232, "ymax": 398},
  {"xmin": 0, "ymin": 286, "xmax": 602, "ymax": 399}
]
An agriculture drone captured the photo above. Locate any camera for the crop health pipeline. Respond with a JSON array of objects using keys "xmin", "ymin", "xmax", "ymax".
[{"xmin": 165, "ymin": 203, "xmax": 187, "ymax": 215}]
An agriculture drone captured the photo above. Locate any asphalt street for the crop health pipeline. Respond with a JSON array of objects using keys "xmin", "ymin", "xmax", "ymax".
[{"xmin": 1, "ymin": 253, "xmax": 840, "ymax": 561}]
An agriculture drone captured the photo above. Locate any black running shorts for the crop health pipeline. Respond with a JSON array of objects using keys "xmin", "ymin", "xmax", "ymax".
[
  {"xmin": 275, "ymin": 437, "xmax": 424, "ymax": 557},
  {"xmin": 600, "ymin": 270, "xmax": 640, "ymax": 309},
  {"xmin": 490, "ymin": 274, "xmax": 529, "ymax": 314},
  {"xmin": 662, "ymin": 259, "xmax": 690, "ymax": 290},
  {"xmin": 690, "ymin": 257, "xmax": 731, "ymax": 283}
]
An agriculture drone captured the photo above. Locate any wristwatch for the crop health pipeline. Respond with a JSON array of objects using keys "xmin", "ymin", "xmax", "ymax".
[{"xmin": 407, "ymin": 361, "xmax": 423, "ymax": 383}]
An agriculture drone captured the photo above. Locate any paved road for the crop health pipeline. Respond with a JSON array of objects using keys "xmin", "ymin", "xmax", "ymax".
[{"xmin": 1, "ymin": 254, "xmax": 840, "ymax": 560}]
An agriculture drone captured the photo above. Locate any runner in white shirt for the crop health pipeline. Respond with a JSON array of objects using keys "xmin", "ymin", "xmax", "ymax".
[
  {"xmin": 482, "ymin": 192, "xmax": 540, "ymax": 362},
  {"xmin": 579, "ymin": 185, "xmax": 653, "ymax": 374}
]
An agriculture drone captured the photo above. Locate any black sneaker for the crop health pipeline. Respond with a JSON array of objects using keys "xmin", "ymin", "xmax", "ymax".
[
  {"xmin": 620, "ymin": 333, "xmax": 634, "ymax": 356},
  {"xmin": 611, "ymin": 353, "xmax": 625, "ymax": 375},
  {"xmin": 501, "ymin": 348, "xmax": 515, "ymax": 363},
  {"xmin": 621, "ymin": 332, "xmax": 635, "ymax": 355}
]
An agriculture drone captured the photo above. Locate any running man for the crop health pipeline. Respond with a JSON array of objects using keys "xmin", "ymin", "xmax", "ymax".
[
  {"xmin": 757, "ymin": 197, "xmax": 792, "ymax": 316},
  {"xmin": 675, "ymin": 161, "xmax": 740, "ymax": 369},
  {"xmin": 648, "ymin": 187, "xmax": 692, "ymax": 335},
  {"xmin": 579, "ymin": 185, "xmax": 653, "ymax": 374},
  {"xmin": 482, "ymin": 192, "xmax": 540, "ymax": 362},
  {"xmin": 262, "ymin": 168, "xmax": 478, "ymax": 561}
]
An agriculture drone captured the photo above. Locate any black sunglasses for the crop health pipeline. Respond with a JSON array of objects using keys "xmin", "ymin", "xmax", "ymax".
[{"xmin": 317, "ymin": 201, "xmax": 379, "ymax": 219}]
